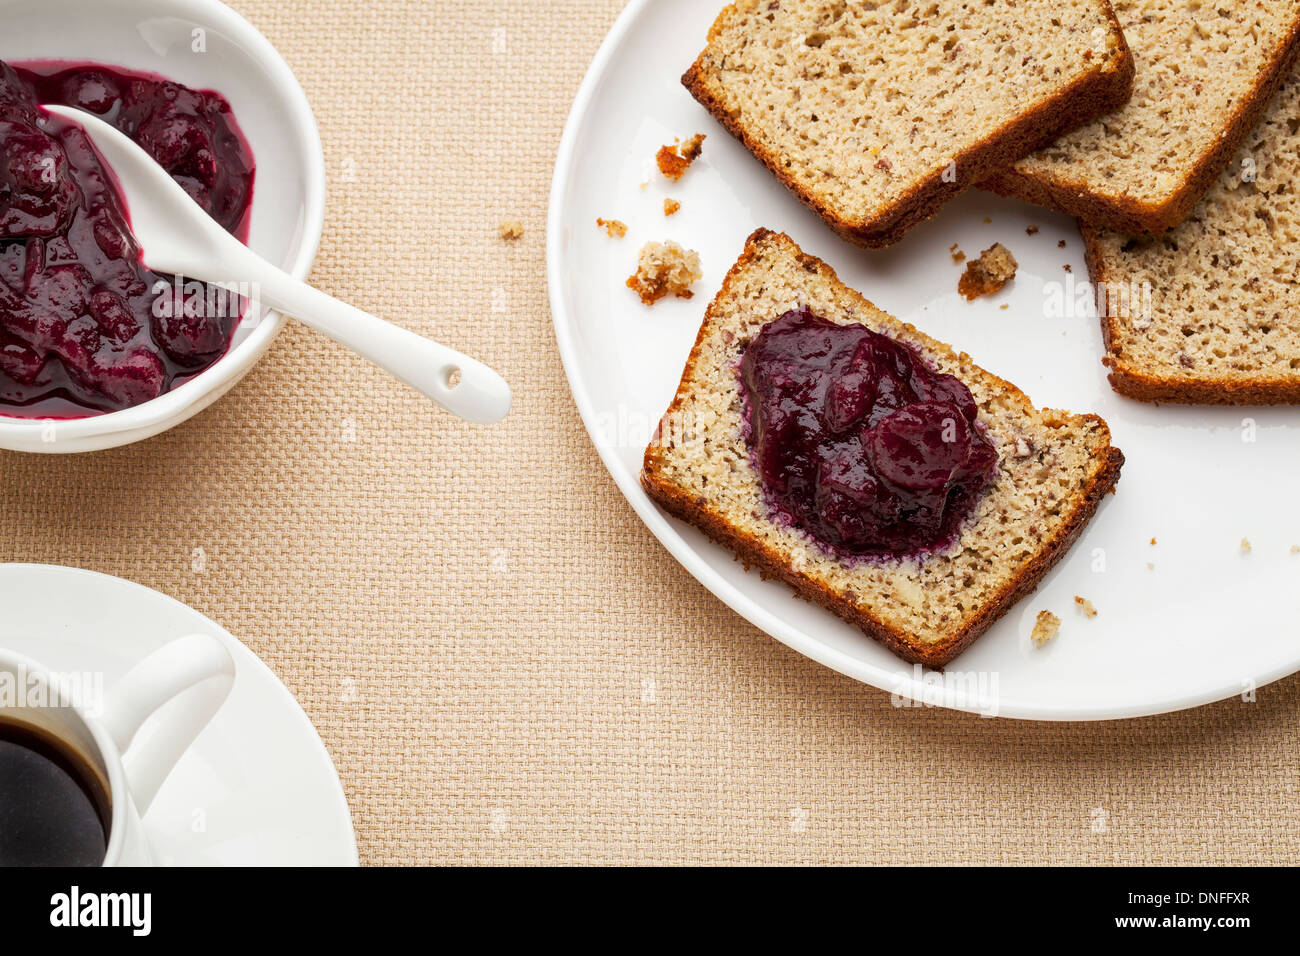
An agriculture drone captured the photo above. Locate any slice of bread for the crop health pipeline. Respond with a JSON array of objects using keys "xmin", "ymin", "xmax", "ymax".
[
  {"xmin": 682, "ymin": 0, "xmax": 1134, "ymax": 249},
  {"xmin": 1083, "ymin": 65, "xmax": 1300, "ymax": 404},
  {"xmin": 985, "ymin": 2, "xmax": 1300, "ymax": 235},
  {"xmin": 641, "ymin": 230, "xmax": 1124, "ymax": 667}
]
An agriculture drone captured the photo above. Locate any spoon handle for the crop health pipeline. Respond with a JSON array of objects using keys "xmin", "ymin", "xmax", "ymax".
[
  {"xmin": 42, "ymin": 104, "xmax": 511, "ymax": 424},
  {"xmin": 220, "ymin": 246, "xmax": 511, "ymax": 424}
]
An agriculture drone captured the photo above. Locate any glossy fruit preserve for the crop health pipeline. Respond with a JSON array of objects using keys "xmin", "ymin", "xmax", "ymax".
[
  {"xmin": 0, "ymin": 59, "xmax": 254, "ymax": 417},
  {"xmin": 740, "ymin": 307, "xmax": 998, "ymax": 558}
]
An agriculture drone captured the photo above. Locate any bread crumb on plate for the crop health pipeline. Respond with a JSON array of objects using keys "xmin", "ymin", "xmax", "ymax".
[
  {"xmin": 1026, "ymin": 225, "xmax": 1039, "ymax": 235},
  {"xmin": 1074, "ymin": 596, "xmax": 1098, "ymax": 618},
  {"xmin": 596, "ymin": 217, "xmax": 627, "ymax": 238},
  {"xmin": 627, "ymin": 241, "xmax": 702, "ymax": 306},
  {"xmin": 657, "ymin": 134, "xmax": 706, "ymax": 181},
  {"xmin": 664, "ymin": 198, "xmax": 681, "ymax": 216},
  {"xmin": 949, "ymin": 243, "xmax": 966, "ymax": 264},
  {"xmin": 497, "ymin": 220, "xmax": 523, "ymax": 240},
  {"xmin": 958, "ymin": 243, "xmax": 1018, "ymax": 300},
  {"xmin": 1241, "ymin": 537, "xmax": 1252, "ymax": 554},
  {"xmin": 1031, "ymin": 610, "xmax": 1060, "ymax": 647}
]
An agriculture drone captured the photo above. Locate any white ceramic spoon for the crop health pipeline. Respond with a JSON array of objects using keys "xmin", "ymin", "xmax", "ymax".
[{"xmin": 45, "ymin": 104, "xmax": 512, "ymax": 425}]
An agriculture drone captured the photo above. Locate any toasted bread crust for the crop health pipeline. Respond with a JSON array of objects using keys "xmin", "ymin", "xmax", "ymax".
[
  {"xmin": 1082, "ymin": 223, "xmax": 1300, "ymax": 404},
  {"xmin": 983, "ymin": 11, "xmax": 1300, "ymax": 235},
  {"xmin": 682, "ymin": 5, "xmax": 1134, "ymax": 249},
  {"xmin": 642, "ymin": 229, "xmax": 1125, "ymax": 668}
]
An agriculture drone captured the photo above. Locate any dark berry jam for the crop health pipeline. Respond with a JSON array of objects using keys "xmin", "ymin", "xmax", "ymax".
[
  {"xmin": 739, "ymin": 307, "xmax": 998, "ymax": 558},
  {"xmin": 0, "ymin": 59, "xmax": 254, "ymax": 417}
]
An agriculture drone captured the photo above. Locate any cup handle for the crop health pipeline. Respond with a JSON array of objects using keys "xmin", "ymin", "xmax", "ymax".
[{"xmin": 100, "ymin": 633, "xmax": 235, "ymax": 815}]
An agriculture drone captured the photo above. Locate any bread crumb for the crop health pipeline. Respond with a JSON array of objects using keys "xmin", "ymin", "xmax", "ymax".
[
  {"xmin": 626, "ymin": 241, "xmax": 702, "ymax": 306},
  {"xmin": 983, "ymin": 216, "xmax": 992, "ymax": 224},
  {"xmin": 664, "ymin": 198, "xmax": 681, "ymax": 216},
  {"xmin": 1026, "ymin": 225, "xmax": 1039, "ymax": 235},
  {"xmin": 958, "ymin": 243, "xmax": 1018, "ymax": 300},
  {"xmin": 1057, "ymin": 240, "xmax": 1067, "ymax": 249},
  {"xmin": 949, "ymin": 243, "xmax": 966, "ymax": 264},
  {"xmin": 1291, "ymin": 545, "xmax": 1300, "ymax": 554},
  {"xmin": 596, "ymin": 218, "xmax": 627, "ymax": 238},
  {"xmin": 1000, "ymin": 304, "xmax": 1009, "ymax": 310},
  {"xmin": 1241, "ymin": 537, "xmax": 1252, "ymax": 554},
  {"xmin": 497, "ymin": 220, "xmax": 523, "ymax": 240},
  {"xmin": 657, "ymin": 134, "xmax": 706, "ymax": 181},
  {"xmin": 1147, "ymin": 562, "xmax": 1155, "ymax": 570},
  {"xmin": 1074, "ymin": 596, "xmax": 1098, "ymax": 618},
  {"xmin": 1150, "ymin": 537, "xmax": 1157, "ymax": 546},
  {"xmin": 1063, "ymin": 264, "xmax": 1073, "ymax": 273},
  {"xmin": 1031, "ymin": 610, "xmax": 1060, "ymax": 647}
]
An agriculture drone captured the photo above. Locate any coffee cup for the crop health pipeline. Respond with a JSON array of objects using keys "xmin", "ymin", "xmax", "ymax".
[{"xmin": 0, "ymin": 634, "xmax": 235, "ymax": 866}]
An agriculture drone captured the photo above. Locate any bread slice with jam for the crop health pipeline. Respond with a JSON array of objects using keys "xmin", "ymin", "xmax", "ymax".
[{"xmin": 641, "ymin": 230, "xmax": 1123, "ymax": 667}]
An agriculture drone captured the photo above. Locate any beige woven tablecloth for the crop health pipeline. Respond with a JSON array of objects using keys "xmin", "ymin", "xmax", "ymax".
[{"xmin": 1, "ymin": 0, "xmax": 1296, "ymax": 866}]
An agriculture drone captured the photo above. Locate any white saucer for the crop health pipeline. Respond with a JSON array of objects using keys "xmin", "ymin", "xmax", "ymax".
[{"xmin": 0, "ymin": 564, "xmax": 357, "ymax": 866}]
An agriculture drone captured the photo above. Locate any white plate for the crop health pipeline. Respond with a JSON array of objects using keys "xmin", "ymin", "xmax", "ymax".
[
  {"xmin": 0, "ymin": 0, "xmax": 326, "ymax": 453},
  {"xmin": 547, "ymin": 0, "xmax": 1300, "ymax": 721},
  {"xmin": 0, "ymin": 564, "xmax": 358, "ymax": 865}
]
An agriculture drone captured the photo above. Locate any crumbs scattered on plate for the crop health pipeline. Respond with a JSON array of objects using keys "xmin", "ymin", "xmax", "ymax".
[
  {"xmin": 627, "ymin": 240, "xmax": 702, "ymax": 305},
  {"xmin": 657, "ymin": 134, "xmax": 705, "ymax": 181},
  {"xmin": 959, "ymin": 243, "xmax": 1018, "ymax": 301},
  {"xmin": 596, "ymin": 217, "xmax": 627, "ymax": 238},
  {"xmin": 1031, "ymin": 610, "xmax": 1060, "ymax": 647}
]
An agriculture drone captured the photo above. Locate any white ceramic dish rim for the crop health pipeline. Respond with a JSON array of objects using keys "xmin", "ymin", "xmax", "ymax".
[
  {"xmin": 545, "ymin": 0, "xmax": 1300, "ymax": 722},
  {"xmin": 0, "ymin": 0, "xmax": 326, "ymax": 449}
]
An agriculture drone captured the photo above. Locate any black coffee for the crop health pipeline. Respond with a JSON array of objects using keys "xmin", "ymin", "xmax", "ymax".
[{"xmin": 0, "ymin": 719, "xmax": 111, "ymax": 867}]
